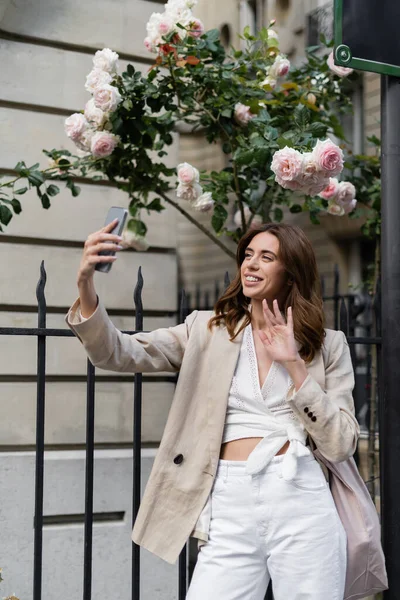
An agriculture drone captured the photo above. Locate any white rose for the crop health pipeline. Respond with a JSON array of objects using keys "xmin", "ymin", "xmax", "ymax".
[
  {"xmin": 121, "ymin": 229, "xmax": 150, "ymax": 251},
  {"xmin": 84, "ymin": 98, "xmax": 107, "ymax": 127},
  {"xmin": 85, "ymin": 68, "xmax": 112, "ymax": 94},
  {"xmin": 176, "ymin": 182, "xmax": 202, "ymax": 201},
  {"xmin": 336, "ymin": 181, "xmax": 356, "ymax": 206},
  {"xmin": 64, "ymin": 113, "xmax": 89, "ymax": 142},
  {"xmin": 93, "ymin": 84, "xmax": 122, "ymax": 113},
  {"xmin": 267, "ymin": 29, "xmax": 279, "ymax": 44},
  {"xmin": 74, "ymin": 128, "xmax": 95, "ymax": 153},
  {"xmin": 327, "ymin": 201, "xmax": 345, "ymax": 216},
  {"xmin": 343, "ymin": 198, "xmax": 357, "ymax": 214},
  {"xmin": 193, "ymin": 192, "xmax": 214, "ymax": 212},
  {"xmin": 234, "ymin": 103, "xmax": 256, "ymax": 126},
  {"xmin": 177, "ymin": 162, "xmax": 200, "ymax": 184},
  {"xmin": 260, "ymin": 75, "xmax": 277, "ymax": 89},
  {"xmin": 269, "ymin": 55, "xmax": 290, "ymax": 78},
  {"xmin": 233, "ymin": 206, "xmax": 251, "ymax": 227},
  {"xmin": 93, "ymin": 48, "xmax": 119, "ymax": 73}
]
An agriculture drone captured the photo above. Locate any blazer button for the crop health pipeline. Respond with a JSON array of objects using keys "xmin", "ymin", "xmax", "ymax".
[
  {"xmin": 304, "ymin": 407, "xmax": 309, "ymax": 414},
  {"xmin": 311, "ymin": 416, "xmax": 317, "ymax": 422},
  {"xmin": 308, "ymin": 411, "xmax": 313, "ymax": 418},
  {"xmin": 173, "ymin": 453, "xmax": 184, "ymax": 465}
]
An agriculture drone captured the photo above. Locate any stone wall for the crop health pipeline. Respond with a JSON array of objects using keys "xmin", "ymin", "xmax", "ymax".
[{"xmin": 0, "ymin": 1, "xmax": 180, "ymax": 597}]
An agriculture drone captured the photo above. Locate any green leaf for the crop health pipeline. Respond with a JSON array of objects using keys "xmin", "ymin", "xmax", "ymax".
[
  {"xmin": 66, "ymin": 179, "xmax": 81, "ymax": 197},
  {"xmin": 308, "ymin": 122, "xmax": 328, "ymax": 137},
  {"xmin": 222, "ymin": 142, "xmax": 232, "ymax": 154},
  {"xmin": 147, "ymin": 198, "xmax": 165, "ymax": 212},
  {"xmin": 289, "ymin": 204, "xmax": 303, "ymax": 213},
  {"xmin": 0, "ymin": 204, "xmax": 13, "ymax": 225},
  {"xmin": 46, "ymin": 184, "xmax": 60, "ymax": 197},
  {"xmin": 211, "ymin": 214, "xmax": 225, "ymax": 233},
  {"xmin": 220, "ymin": 108, "xmax": 232, "ymax": 118},
  {"xmin": 294, "ymin": 105, "xmax": 310, "ymax": 130},
  {"xmin": 309, "ymin": 211, "xmax": 320, "ymax": 225},
  {"xmin": 273, "ymin": 207, "xmax": 283, "ymax": 222},
  {"xmin": 14, "ymin": 161, "xmax": 26, "ymax": 173},
  {"xmin": 276, "ymin": 136, "xmax": 294, "ymax": 149},
  {"xmin": 28, "ymin": 171, "xmax": 45, "ymax": 186},
  {"xmin": 11, "ymin": 198, "xmax": 22, "ymax": 214},
  {"xmin": 127, "ymin": 64, "xmax": 135, "ymax": 76},
  {"xmin": 127, "ymin": 218, "xmax": 147, "ymax": 236},
  {"xmin": 14, "ymin": 187, "xmax": 28, "ymax": 195},
  {"xmin": 214, "ymin": 204, "xmax": 228, "ymax": 220},
  {"xmin": 41, "ymin": 193, "xmax": 50, "ymax": 209},
  {"xmin": 58, "ymin": 158, "xmax": 71, "ymax": 167}
]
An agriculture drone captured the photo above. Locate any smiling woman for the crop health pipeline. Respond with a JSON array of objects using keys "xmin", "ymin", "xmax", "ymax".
[{"xmin": 208, "ymin": 222, "xmax": 325, "ymax": 364}]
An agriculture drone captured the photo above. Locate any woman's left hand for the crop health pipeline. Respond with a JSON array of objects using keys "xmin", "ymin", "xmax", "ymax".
[{"xmin": 257, "ymin": 299, "xmax": 301, "ymax": 365}]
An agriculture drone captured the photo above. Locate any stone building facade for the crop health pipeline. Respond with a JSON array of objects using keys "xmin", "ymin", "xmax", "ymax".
[{"xmin": 0, "ymin": 0, "xmax": 380, "ymax": 598}]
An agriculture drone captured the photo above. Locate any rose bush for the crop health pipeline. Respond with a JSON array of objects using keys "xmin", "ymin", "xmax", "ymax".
[{"xmin": 0, "ymin": 0, "xmax": 380, "ymax": 255}]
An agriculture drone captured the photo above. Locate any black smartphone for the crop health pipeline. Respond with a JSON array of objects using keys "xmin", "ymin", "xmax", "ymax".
[{"xmin": 95, "ymin": 206, "xmax": 128, "ymax": 273}]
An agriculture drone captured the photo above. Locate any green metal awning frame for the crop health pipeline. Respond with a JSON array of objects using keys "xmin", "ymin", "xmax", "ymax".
[{"xmin": 334, "ymin": 0, "xmax": 400, "ymax": 77}]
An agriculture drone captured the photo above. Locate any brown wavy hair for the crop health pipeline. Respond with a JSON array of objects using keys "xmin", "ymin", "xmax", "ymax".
[{"xmin": 208, "ymin": 223, "xmax": 325, "ymax": 363}]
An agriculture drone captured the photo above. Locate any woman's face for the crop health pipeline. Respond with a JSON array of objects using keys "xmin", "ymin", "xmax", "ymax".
[{"xmin": 240, "ymin": 231, "xmax": 289, "ymax": 303}]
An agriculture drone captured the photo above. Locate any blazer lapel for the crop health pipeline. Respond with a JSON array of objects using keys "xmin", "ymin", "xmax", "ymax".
[{"xmin": 206, "ymin": 320, "xmax": 245, "ymax": 470}]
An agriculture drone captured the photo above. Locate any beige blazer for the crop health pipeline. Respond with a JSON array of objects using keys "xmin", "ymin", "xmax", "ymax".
[{"xmin": 65, "ymin": 296, "xmax": 360, "ymax": 564}]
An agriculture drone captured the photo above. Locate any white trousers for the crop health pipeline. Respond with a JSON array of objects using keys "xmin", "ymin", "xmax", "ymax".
[{"xmin": 187, "ymin": 453, "xmax": 347, "ymax": 600}]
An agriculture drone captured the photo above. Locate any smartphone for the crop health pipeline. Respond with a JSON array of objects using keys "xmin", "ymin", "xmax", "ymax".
[{"xmin": 95, "ymin": 206, "xmax": 128, "ymax": 273}]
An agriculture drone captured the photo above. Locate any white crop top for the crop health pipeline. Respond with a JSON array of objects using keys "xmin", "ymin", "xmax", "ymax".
[{"xmin": 222, "ymin": 323, "xmax": 311, "ymax": 480}]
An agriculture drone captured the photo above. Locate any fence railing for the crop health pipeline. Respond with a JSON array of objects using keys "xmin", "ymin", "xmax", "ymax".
[{"xmin": 0, "ymin": 261, "xmax": 381, "ymax": 600}]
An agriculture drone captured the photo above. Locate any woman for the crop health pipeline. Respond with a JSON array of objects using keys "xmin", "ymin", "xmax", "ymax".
[{"xmin": 66, "ymin": 221, "xmax": 360, "ymax": 600}]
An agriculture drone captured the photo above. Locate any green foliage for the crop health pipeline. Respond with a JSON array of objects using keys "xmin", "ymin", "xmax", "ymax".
[{"xmin": 0, "ymin": 24, "xmax": 381, "ymax": 247}]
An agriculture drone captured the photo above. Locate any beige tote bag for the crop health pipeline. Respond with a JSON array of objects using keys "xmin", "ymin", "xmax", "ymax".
[{"xmin": 313, "ymin": 447, "xmax": 388, "ymax": 600}]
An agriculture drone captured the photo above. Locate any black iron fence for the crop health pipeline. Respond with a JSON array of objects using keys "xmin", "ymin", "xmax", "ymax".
[{"xmin": 0, "ymin": 262, "xmax": 381, "ymax": 599}]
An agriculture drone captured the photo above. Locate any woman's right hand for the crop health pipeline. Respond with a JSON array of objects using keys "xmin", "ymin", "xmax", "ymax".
[{"xmin": 77, "ymin": 218, "xmax": 123, "ymax": 284}]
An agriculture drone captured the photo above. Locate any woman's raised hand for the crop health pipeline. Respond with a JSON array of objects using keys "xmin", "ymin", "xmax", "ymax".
[
  {"xmin": 77, "ymin": 218, "xmax": 123, "ymax": 283},
  {"xmin": 257, "ymin": 299, "xmax": 301, "ymax": 365}
]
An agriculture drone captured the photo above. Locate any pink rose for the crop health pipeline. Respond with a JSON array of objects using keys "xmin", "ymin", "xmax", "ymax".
[
  {"xmin": 177, "ymin": 162, "xmax": 199, "ymax": 185},
  {"xmin": 85, "ymin": 68, "xmax": 112, "ymax": 94},
  {"xmin": 336, "ymin": 181, "xmax": 356, "ymax": 206},
  {"xmin": 93, "ymin": 84, "xmax": 122, "ymax": 113},
  {"xmin": 176, "ymin": 182, "xmax": 202, "ymax": 201},
  {"xmin": 188, "ymin": 17, "xmax": 204, "ymax": 38},
  {"xmin": 319, "ymin": 177, "xmax": 340, "ymax": 201},
  {"xmin": 144, "ymin": 36, "xmax": 156, "ymax": 53},
  {"xmin": 270, "ymin": 55, "xmax": 290, "ymax": 78},
  {"xmin": 297, "ymin": 153, "xmax": 329, "ymax": 195},
  {"xmin": 234, "ymin": 103, "xmax": 256, "ymax": 126},
  {"xmin": 271, "ymin": 147, "xmax": 303, "ymax": 187},
  {"xmin": 327, "ymin": 51, "xmax": 354, "ymax": 78},
  {"xmin": 311, "ymin": 139, "xmax": 344, "ymax": 177},
  {"xmin": 64, "ymin": 113, "xmax": 89, "ymax": 142},
  {"xmin": 90, "ymin": 131, "xmax": 119, "ymax": 157}
]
